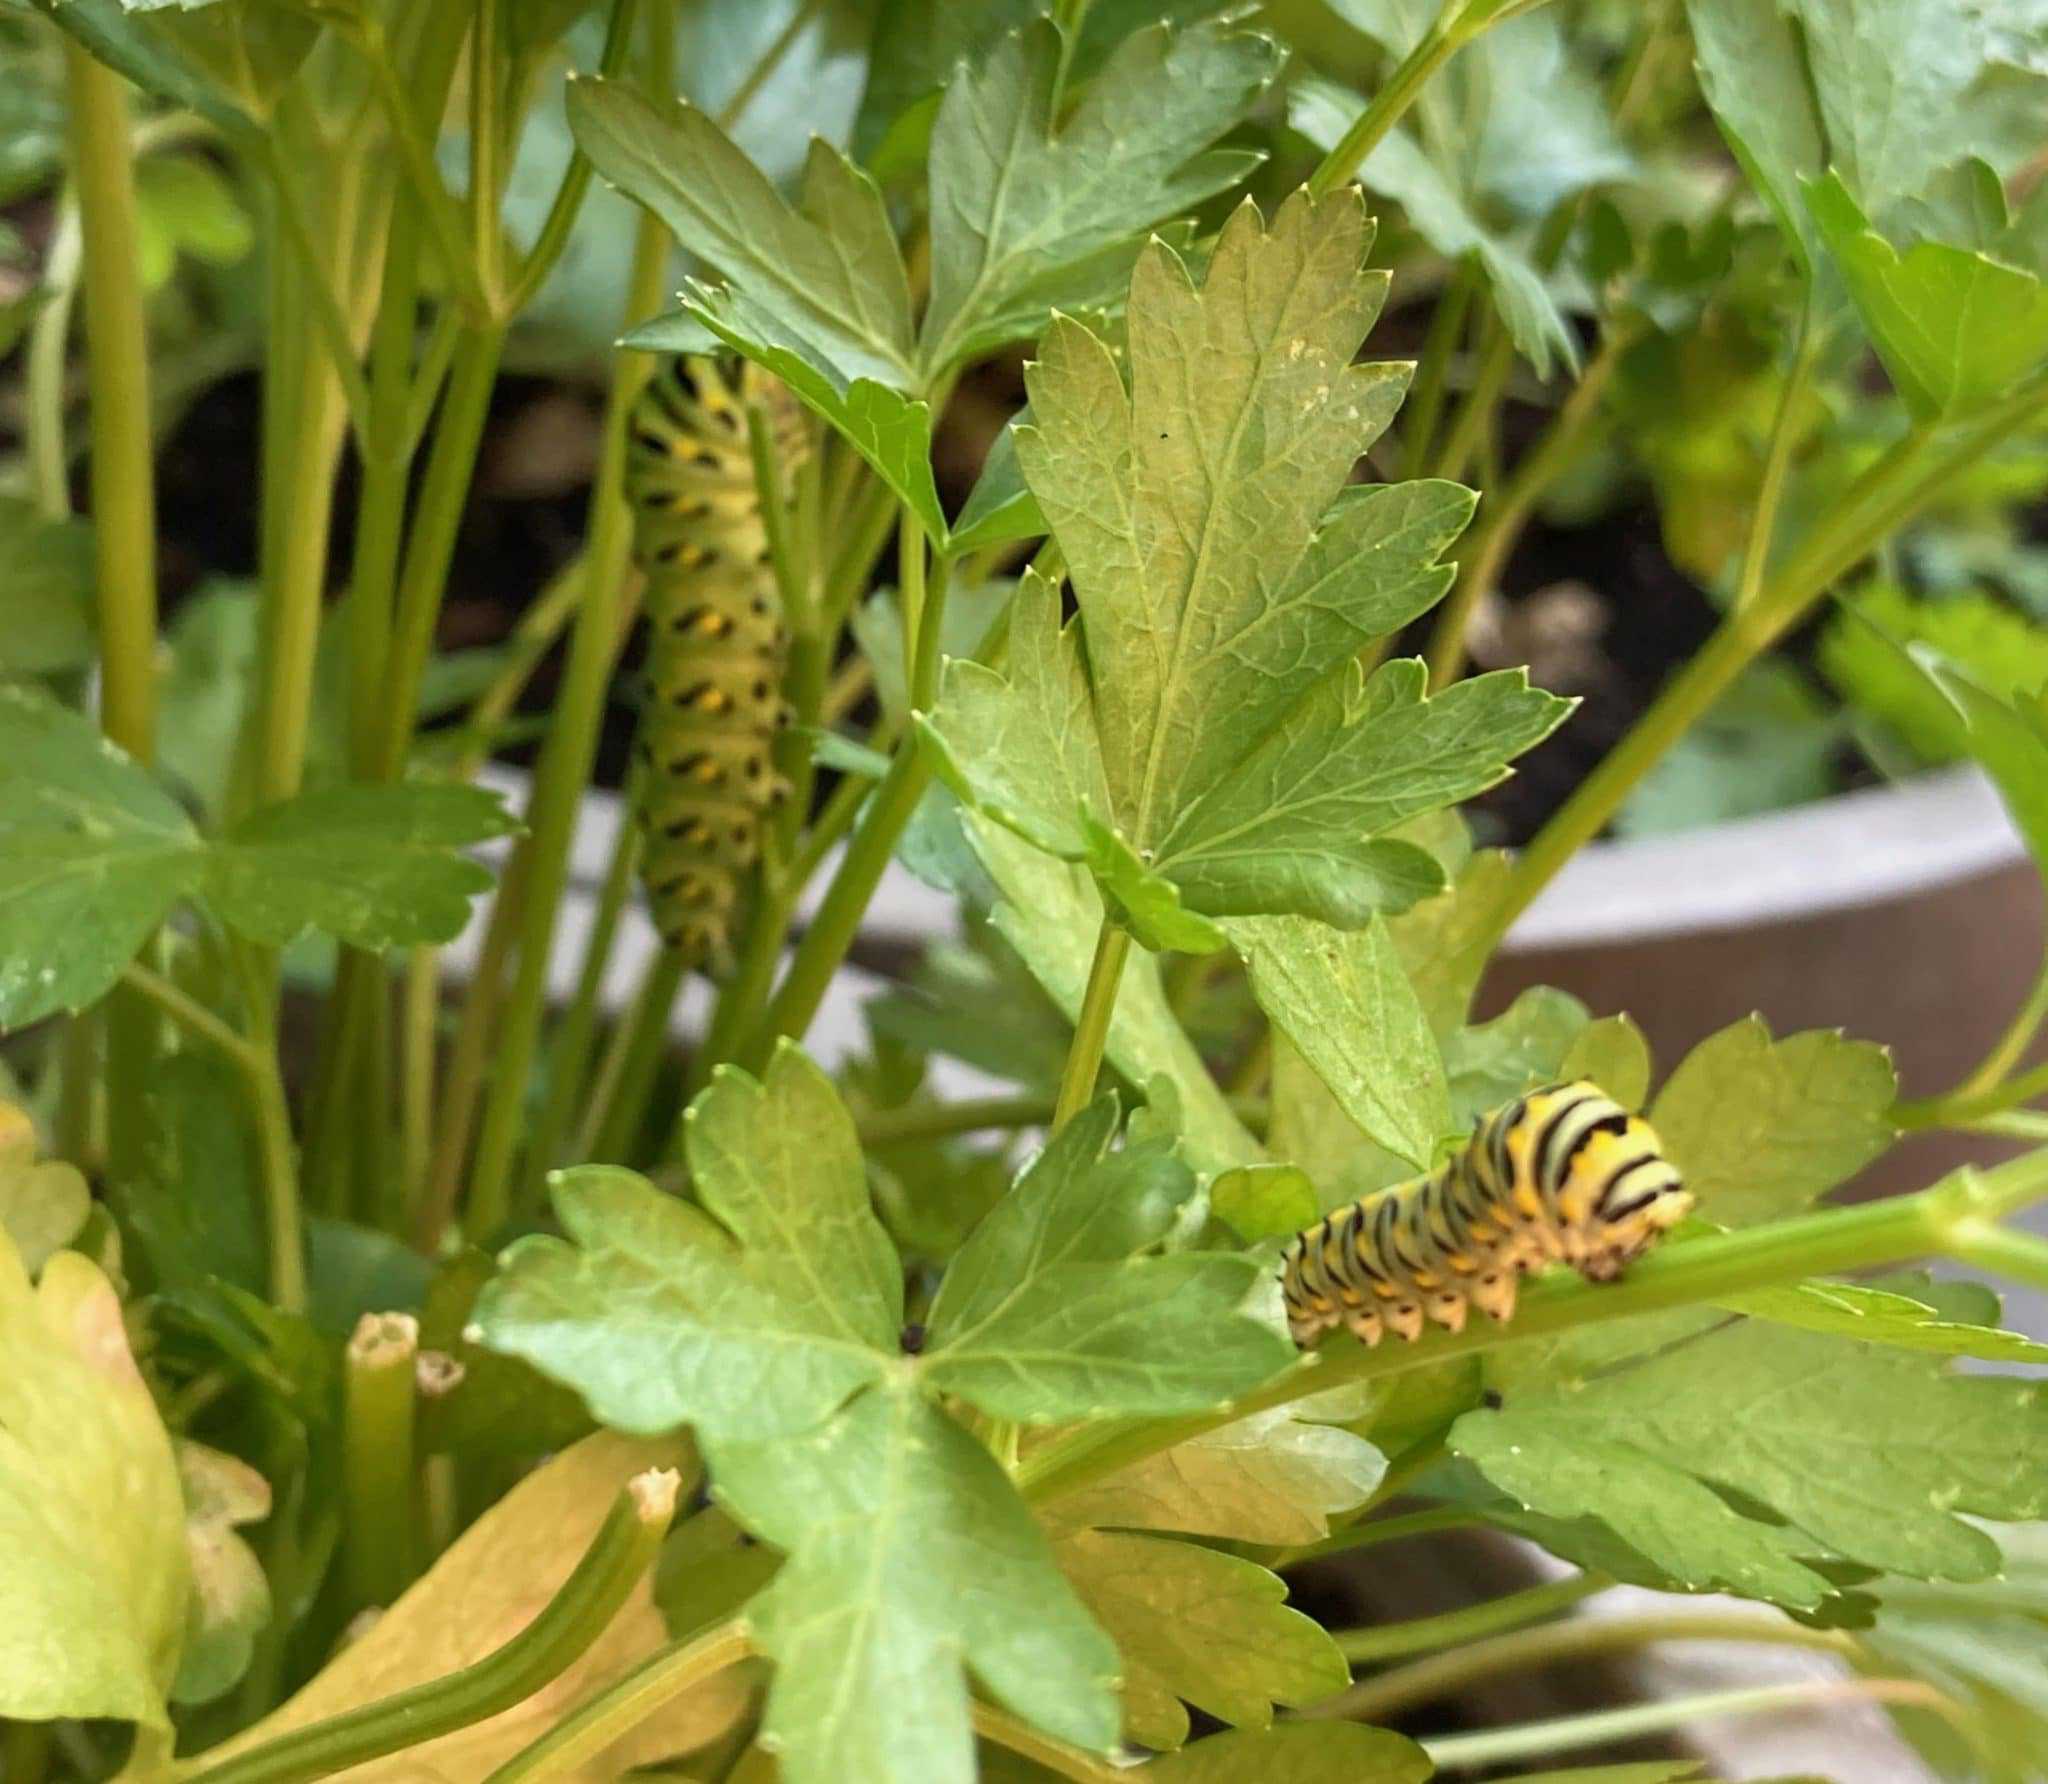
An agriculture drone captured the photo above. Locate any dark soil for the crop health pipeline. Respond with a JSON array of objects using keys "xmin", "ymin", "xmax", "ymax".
[{"xmin": 142, "ymin": 345, "xmax": 1739, "ymax": 849}]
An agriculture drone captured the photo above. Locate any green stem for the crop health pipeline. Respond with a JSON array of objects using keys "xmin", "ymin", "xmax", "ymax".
[
  {"xmin": 1424, "ymin": 322, "xmax": 1631, "ymax": 690},
  {"xmin": 343, "ymin": 1312, "xmax": 420, "ymax": 1610},
  {"xmin": 713, "ymin": 0, "xmax": 824, "ymax": 130},
  {"xmin": 1270, "ymin": 1506, "xmax": 1482, "ymax": 1571},
  {"xmin": 897, "ymin": 508, "xmax": 927, "ymax": 714},
  {"xmin": 465, "ymin": 184, "xmax": 673, "ymax": 1235},
  {"xmin": 183, "ymin": 1474, "xmax": 680, "ymax": 1784},
  {"xmin": 420, "ymin": 852, "xmax": 526, "ymax": 1249},
  {"xmin": 1947, "ymin": 1220, "xmax": 2048, "ymax": 1295},
  {"xmin": 122, "ymin": 963, "xmax": 307, "ymax": 1312},
  {"xmin": 481, "ymin": 1620, "xmax": 751, "ymax": 1783},
  {"xmin": 377, "ymin": 326, "xmax": 511, "ymax": 779},
  {"xmin": 399, "ymin": 948, "xmax": 440, "ymax": 1221},
  {"xmin": 1943, "ymin": 956, "xmax": 2048, "ymax": 1107},
  {"xmin": 505, "ymin": 0, "xmax": 646, "ymax": 313},
  {"xmin": 1017, "ymin": 1153, "xmax": 2048, "ymax": 1507},
  {"xmin": 968, "ymin": 1704, "xmax": 1118, "ymax": 1783},
  {"xmin": 23, "ymin": 195, "xmax": 79, "ymax": 519},
  {"xmin": 582, "ymin": 952, "xmax": 689, "ymax": 1166},
  {"xmin": 1503, "ymin": 372, "xmax": 2048, "ymax": 936},
  {"xmin": 1051, "ymin": 922, "xmax": 1133, "ymax": 1131},
  {"xmin": 1335, "ymin": 1572, "xmax": 1606, "ymax": 1666},
  {"xmin": 1324, "ymin": 1611, "xmax": 1851, "ymax": 1727},
  {"xmin": 65, "ymin": 39, "xmax": 161, "ymax": 1189},
  {"xmin": 1419, "ymin": 1677, "xmax": 1963, "ymax": 1773},
  {"xmin": 1305, "ymin": 6, "xmax": 1466, "ymax": 200},
  {"xmin": 1401, "ymin": 258, "xmax": 1474, "ymax": 476},
  {"xmin": 1425, "ymin": 318, "xmax": 1513, "ymax": 484},
  {"xmin": 469, "ymin": 0, "xmax": 507, "ymax": 308},
  {"xmin": 1731, "ymin": 302, "xmax": 1820, "ymax": 615},
  {"xmin": 356, "ymin": 25, "xmax": 486, "ymax": 314},
  {"xmin": 741, "ymin": 744, "xmax": 934, "ymax": 1071},
  {"xmin": 527, "ymin": 794, "xmax": 645, "ymax": 1182},
  {"xmin": 859, "ymin": 1093, "xmax": 1058, "ymax": 1148}
]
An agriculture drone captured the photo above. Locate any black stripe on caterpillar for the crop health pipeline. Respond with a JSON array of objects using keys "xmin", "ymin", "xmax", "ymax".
[
  {"xmin": 1280, "ymin": 1080, "xmax": 1692, "ymax": 1347},
  {"xmin": 625, "ymin": 357, "xmax": 808, "ymax": 970}
]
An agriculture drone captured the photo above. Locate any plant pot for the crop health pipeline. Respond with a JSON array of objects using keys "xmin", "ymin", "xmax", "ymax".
[{"xmin": 1485, "ymin": 766, "xmax": 2037, "ymax": 1199}]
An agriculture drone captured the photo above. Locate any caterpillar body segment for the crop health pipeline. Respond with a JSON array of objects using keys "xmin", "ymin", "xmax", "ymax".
[
  {"xmin": 1279, "ymin": 1081, "xmax": 1691, "ymax": 1348},
  {"xmin": 626, "ymin": 357, "xmax": 809, "ymax": 970}
]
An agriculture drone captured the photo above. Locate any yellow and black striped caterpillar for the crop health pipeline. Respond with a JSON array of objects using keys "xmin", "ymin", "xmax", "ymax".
[
  {"xmin": 1280, "ymin": 1082, "xmax": 1691, "ymax": 1348},
  {"xmin": 625, "ymin": 357, "xmax": 808, "ymax": 969}
]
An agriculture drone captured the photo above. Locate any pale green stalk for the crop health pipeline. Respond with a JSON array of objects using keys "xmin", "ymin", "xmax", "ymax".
[
  {"xmin": 481, "ymin": 1621, "xmax": 751, "ymax": 1782},
  {"xmin": 1419, "ymin": 1678, "xmax": 1967, "ymax": 1772},
  {"xmin": 1051, "ymin": 924, "xmax": 1134, "ymax": 1131},
  {"xmin": 183, "ymin": 1476, "xmax": 680, "ymax": 1784},
  {"xmin": 1336, "ymin": 1574, "xmax": 1606, "ymax": 1666},
  {"xmin": 1322, "ymin": 1611, "xmax": 1853, "ymax": 1726}
]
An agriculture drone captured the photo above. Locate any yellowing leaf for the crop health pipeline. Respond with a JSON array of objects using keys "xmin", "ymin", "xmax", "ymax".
[{"xmin": 0, "ymin": 1237, "xmax": 188, "ymax": 1728}]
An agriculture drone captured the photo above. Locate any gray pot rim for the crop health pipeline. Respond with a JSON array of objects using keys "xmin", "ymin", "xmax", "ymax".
[{"xmin": 1503, "ymin": 764, "xmax": 2023, "ymax": 951}]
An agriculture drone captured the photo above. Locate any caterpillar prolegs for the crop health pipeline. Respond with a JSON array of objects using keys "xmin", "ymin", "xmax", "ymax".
[
  {"xmin": 1280, "ymin": 1082, "xmax": 1692, "ymax": 1348},
  {"xmin": 625, "ymin": 357, "xmax": 809, "ymax": 969}
]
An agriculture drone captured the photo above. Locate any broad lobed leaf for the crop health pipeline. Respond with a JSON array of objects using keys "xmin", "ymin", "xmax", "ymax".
[
  {"xmin": 1055, "ymin": 1529, "xmax": 1346, "ymax": 1748},
  {"xmin": 1649, "ymin": 1014, "xmax": 1896, "ymax": 1225},
  {"xmin": 921, "ymin": 15, "xmax": 1281, "ymax": 373},
  {"xmin": 706, "ymin": 1380, "xmax": 1120, "ymax": 1784},
  {"xmin": 1453, "ymin": 1314, "xmax": 2048, "ymax": 1609}
]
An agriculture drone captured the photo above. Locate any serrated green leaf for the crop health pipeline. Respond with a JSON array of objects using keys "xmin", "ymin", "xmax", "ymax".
[
  {"xmin": 1819, "ymin": 581, "xmax": 2048, "ymax": 770},
  {"xmin": 1808, "ymin": 171, "xmax": 2048, "ymax": 421},
  {"xmin": 851, "ymin": 578, "xmax": 1013, "ymax": 727},
  {"xmin": 1649, "ymin": 1016, "xmax": 1896, "ymax": 1224},
  {"xmin": 1722, "ymin": 1275, "xmax": 2048, "ymax": 1364},
  {"xmin": 920, "ymin": 15, "xmax": 1280, "ymax": 373},
  {"xmin": 1055, "ymin": 1530, "xmax": 1347, "ymax": 1748},
  {"xmin": 569, "ymin": 83, "xmax": 915, "ymax": 386},
  {"xmin": 0, "ymin": 1238, "xmax": 188, "ymax": 1728},
  {"xmin": 949, "ymin": 414, "xmax": 1045, "ymax": 555},
  {"xmin": 1016, "ymin": 194, "xmax": 1413, "ymax": 831},
  {"xmin": 1291, "ymin": 77, "xmax": 1575, "ymax": 376},
  {"xmin": 675, "ymin": 283, "xmax": 949, "ymax": 543},
  {"xmin": 1914, "ymin": 654, "xmax": 2048, "ymax": 885},
  {"xmin": 931, "ymin": 194, "xmax": 1561, "ymax": 941},
  {"xmin": 1211, "ymin": 1164, "xmax": 1321, "ymax": 1245},
  {"xmin": 206, "ymin": 783, "xmax": 515, "ymax": 950},
  {"xmin": 474, "ymin": 1166, "xmax": 889, "ymax": 1441},
  {"xmin": 1389, "ymin": 845, "xmax": 1516, "ymax": 1036},
  {"xmin": 968, "ymin": 815, "xmax": 1264, "ymax": 1174},
  {"xmin": 687, "ymin": 1043, "xmax": 904, "ymax": 1353},
  {"xmin": 923, "ymin": 1105, "xmax": 1289, "ymax": 1420},
  {"xmin": 1442, "ymin": 985, "xmax": 1591, "ymax": 1123},
  {"xmin": 1224, "ymin": 913, "xmax": 1448, "ymax": 1168},
  {"xmin": 924, "ymin": 1250, "xmax": 1287, "ymax": 1423},
  {"xmin": 1143, "ymin": 1722, "xmax": 1432, "ymax": 1781},
  {"xmin": 0, "ymin": 499, "xmax": 94, "ymax": 677},
  {"xmin": 706, "ymin": 1380, "xmax": 1119, "ymax": 1784},
  {"xmin": 1053, "ymin": 1393, "xmax": 1386, "ymax": 1546},
  {"xmin": 1453, "ymin": 1318, "xmax": 2048, "ymax": 1608},
  {"xmin": 1559, "ymin": 1014, "xmax": 1653, "ymax": 1110},
  {"xmin": 30, "ymin": 0, "xmax": 260, "ymax": 142},
  {"xmin": 1081, "ymin": 815, "xmax": 1229, "ymax": 953},
  {"xmin": 0, "ymin": 685, "xmax": 202, "ymax": 1027},
  {"xmin": 926, "ymin": 1098, "xmax": 1190, "ymax": 1337}
]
